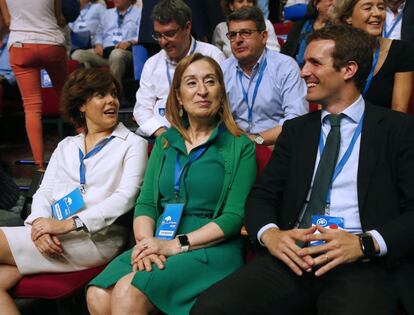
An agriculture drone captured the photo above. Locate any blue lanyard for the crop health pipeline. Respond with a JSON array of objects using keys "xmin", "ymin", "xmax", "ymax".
[
  {"xmin": 297, "ymin": 19, "xmax": 313, "ymax": 66},
  {"xmin": 383, "ymin": 12, "xmax": 403, "ymax": 38},
  {"xmin": 237, "ymin": 57, "xmax": 268, "ymax": 128},
  {"xmin": 165, "ymin": 40, "xmax": 197, "ymax": 87},
  {"xmin": 174, "ymin": 145, "xmax": 208, "ymax": 195},
  {"xmin": 117, "ymin": 5, "xmax": 132, "ymax": 28},
  {"xmin": 318, "ymin": 113, "xmax": 364, "ymax": 205},
  {"xmin": 79, "ymin": 3, "xmax": 91, "ymax": 21},
  {"xmin": 362, "ymin": 45, "xmax": 380, "ymax": 96},
  {"xmin": 78, "ymin": 136, "xmax": 114, "ymax": 189}
]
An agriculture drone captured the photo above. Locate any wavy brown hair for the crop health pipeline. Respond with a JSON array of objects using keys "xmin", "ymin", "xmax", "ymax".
[
  {"xmin": 165, "ymin": 53, "xmax": 242, "ymax": 142},
  {"xmin": 61, "ymin": 68, "xmax": 121, "ymax": 129}
]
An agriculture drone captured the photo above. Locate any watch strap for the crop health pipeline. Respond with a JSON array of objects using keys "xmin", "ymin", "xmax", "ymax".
[{"xmin": 357, "ymin": 232, "xmax": 376, "ymax": 261}]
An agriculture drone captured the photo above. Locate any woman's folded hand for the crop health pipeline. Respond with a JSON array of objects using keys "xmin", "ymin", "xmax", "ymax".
[
  {"xmin": 131, "ymin": 237, "xmax": 181, "ymax": 262},
  {"xmin": 33, "ymin": 233, "xmax": 63, "ymax": 256},
  {"xmin": 31, "ymin": 217, "xmax": 74, "ymax": 241},
  {"xmin": 132, "ymin": 254, "xmax": 167, "ymax": 272}
]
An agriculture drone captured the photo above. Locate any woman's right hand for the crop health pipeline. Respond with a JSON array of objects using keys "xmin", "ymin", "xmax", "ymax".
[
  {"xmin": 33, "ymin": 233, "xmax": 63, "ymax": 256},
  {"xmin": 131, "ymin": 254, "xmax": 166, "ymax": 272}
]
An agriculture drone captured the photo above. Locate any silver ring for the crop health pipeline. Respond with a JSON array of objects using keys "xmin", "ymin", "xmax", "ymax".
[
  {"xmin": 47, "ymin": 240, "xmax": 52, "ymax": 245},
  {"xmin": 325, "ymin": 254, "xmax": 329, "ymax": 262}
]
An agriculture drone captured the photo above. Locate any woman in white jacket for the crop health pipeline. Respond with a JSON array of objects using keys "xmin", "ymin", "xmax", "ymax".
[{"xmin": 0, "ymin": 68, "xmax": 147, "ymax": 314}]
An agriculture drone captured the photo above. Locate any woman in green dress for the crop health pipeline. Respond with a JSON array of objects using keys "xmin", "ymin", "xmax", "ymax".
[{"xmin": 87, "ymin": 53, "xmax": 257, "ymax": 315}]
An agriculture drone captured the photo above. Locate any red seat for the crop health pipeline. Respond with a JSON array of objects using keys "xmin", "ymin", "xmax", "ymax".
[
  {"xmin": 42, "ymin": 59, "xmax": 79, "ymax": 116},
  {"xmin": 255, "ymin": 143, "xmax": 272, "ymax": 177},
  {"xmin": 273, "ymin": 22, "xmax": 293, "ymax": 48},
  {"xmin": 11, "ymin": 264, "xmax": 106, "ymax": 299}
]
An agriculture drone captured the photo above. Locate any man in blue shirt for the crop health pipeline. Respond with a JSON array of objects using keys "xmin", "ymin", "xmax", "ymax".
[
  {"xmin": 221, "ymin": 6, "xmax": 308, "ymax": 146},
  {"xmin": 192, "ymin": 25, "xmax": 414, "ymax": 315},
  {"xmin": 71, "ymin": 0, "xmax": 141, "ymax": 86}
]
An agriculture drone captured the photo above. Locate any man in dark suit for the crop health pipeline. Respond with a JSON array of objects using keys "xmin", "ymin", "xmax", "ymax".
[{"xmin": 191, "ymin": 25, "xmax": 414, "ymax": 315}]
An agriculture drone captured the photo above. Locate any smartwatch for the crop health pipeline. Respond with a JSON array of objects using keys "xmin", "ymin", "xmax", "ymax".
[
  {"xmin": 176, "ymin": 234, "xmax": 190, "ymax": 253},
  {"xmin": 357, "ymin": 232, "xmax": 376, "ymax": 261},
  {"xmin": 253, "ymin": 134, "xmax": 265, "ymax": 145},
  {"xmin": 72, "ymin": 216, "xmax": 85, "ymax": 231}
]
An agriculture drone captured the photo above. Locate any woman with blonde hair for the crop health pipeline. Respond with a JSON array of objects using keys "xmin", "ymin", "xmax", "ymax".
[
  {"xmin": 332, "ymin": 0, "xmax": 414, "ymax": 112},
  {"xmin": 87, "ymin": 53, "xmax": 256, "ymax": 315}
]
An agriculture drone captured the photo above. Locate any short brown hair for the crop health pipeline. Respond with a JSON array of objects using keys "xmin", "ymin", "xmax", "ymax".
[
  {"xmin": 227, "ymin": 6, "xmax": 266, "ymax": 31},
  {"xmin": 307, "ymin": 25, "xmax": 372, "ymax": 91},
  {"xmin": 166, "ymin": 53, "xmax": 242, "ymax": 141},
  {"xmin": 61, "ymin": 68, "xmax": 121, "ymax": 129}
]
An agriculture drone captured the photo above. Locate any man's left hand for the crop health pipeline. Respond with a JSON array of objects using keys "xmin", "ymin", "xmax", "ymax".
[{"xmin": 298, "ymin": 225, "xmax": 364, "ymax": 276}]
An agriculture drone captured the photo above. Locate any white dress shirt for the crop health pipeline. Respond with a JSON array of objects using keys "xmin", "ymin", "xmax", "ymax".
[{"xmin": 133, "ymin": 37, "xmax": 226, "ymax": 137}]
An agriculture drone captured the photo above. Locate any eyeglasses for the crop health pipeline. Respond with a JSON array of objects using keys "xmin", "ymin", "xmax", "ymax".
[
  {"xmin": 152, "ymin": 28, "xmax": 181, "ymax": 41},
  {"xmin": 226, "ymin": 29, "xmax": 264, "ymax": 41}
]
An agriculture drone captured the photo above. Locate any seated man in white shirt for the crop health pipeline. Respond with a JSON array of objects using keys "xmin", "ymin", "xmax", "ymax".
[
  {"xmin": 221, "ymin": 6, "xmax": 308, "ymax": 146},
  {"xmin": 133, "ymin": 0, "xmax": 225, "ymax": 138},
  {"xmin": 71, "ymin": 0, "xmax": 141, "ymax": 86}
]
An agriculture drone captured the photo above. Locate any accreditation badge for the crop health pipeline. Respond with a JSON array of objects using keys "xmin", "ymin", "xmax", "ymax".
[
  {"xmin": 309, "ymin": 215, "xmax": 344, "ymax": 246},
  {"xmin": 112, "ymin": 31, "xmax": 123, "ymax": 45},
  {"xmin": 155, "ymin": 203, "xmax": 184, "ymax": 240},
  {"xmin": 51, "ymin": 187, "xmax": 85, "ymax": 220}
]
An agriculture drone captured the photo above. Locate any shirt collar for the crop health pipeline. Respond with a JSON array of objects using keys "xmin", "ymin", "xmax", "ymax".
[
  {"xmin": 321, "ymin": 95, "xmax": 365, "ymax": 125},
  {"xmin": 73, "ymin": 122, "xmax": 129, "ymax": 148},
  {"xmin": 236, "ymin": 48, "xmax": 267, "ymax": 77},
  {"xmin": 164, "ymin": 36, "xmax": 196, "ymax": 67}
]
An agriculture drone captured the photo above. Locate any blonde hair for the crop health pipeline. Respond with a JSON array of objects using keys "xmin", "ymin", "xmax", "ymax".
[
  {"xmin": 332, "ymin": 0, "xmax": 360, "ymax": 24},
  {"xmin": 165, "ymin": 53, "xmax": 242, "ymax": 142}
]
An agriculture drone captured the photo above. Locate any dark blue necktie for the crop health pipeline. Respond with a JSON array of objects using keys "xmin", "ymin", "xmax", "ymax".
[{"xmin": 300, "ymin": 114, "xmax": 343, "ymax": 228}]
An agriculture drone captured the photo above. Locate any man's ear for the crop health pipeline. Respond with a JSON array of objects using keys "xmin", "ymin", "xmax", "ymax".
[
  {"xmin": 184, "ymin": 20, "xmax": 192, "ymax": 34},
  {"xmin": 261, "ymin": 30, "xmax": 268, "ymax": 45},
  {"xmin": 343, "ymin": 60, "xmax": 358, "ymax": 81}
]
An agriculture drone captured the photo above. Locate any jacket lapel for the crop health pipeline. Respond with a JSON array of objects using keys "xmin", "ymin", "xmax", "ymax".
[{"xmin": 357, "ymin": 103, "xmax": 385, "ymax": 216}]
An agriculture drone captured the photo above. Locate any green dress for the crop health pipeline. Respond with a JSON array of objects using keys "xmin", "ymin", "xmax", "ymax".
[{"xmin": 90, "ymin": 124, "xmax": 256, "ymax": 314}]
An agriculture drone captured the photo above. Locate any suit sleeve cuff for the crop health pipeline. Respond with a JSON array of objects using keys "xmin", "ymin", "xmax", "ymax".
[
  {"xmin": 368, "ymin": 229, "xmax": 387, "ymax": 256},
  {"xmin": 257, "ymin": 223, "xmax": 279, "ymax": 246}
]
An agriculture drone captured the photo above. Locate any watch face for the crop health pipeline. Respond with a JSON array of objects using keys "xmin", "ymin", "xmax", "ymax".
[
  {"xmin": 178, "ymin": 234, "xmax": 189, "ymax": 246},
  {"xmin": 74, "ymin": 217, "xmax": 84, "ymax": 230},
  {"xmin": 254, "ymin": 136, "xmax": 265, "ymax": 145}
]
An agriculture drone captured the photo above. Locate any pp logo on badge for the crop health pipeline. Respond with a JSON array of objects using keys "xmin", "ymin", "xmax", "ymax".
[{"xmin": 316, "ymin": 218, "xmax": 327, "ymax": 226}]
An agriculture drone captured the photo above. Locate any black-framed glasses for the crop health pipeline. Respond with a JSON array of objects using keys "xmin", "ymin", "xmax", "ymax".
[
  {"xmin": 226, "ymin": 29, "xmax": 264, "ymax": 41},
  {"xmin": 151, "ymin": 28, "xmax": 181, "ymax": 41}
]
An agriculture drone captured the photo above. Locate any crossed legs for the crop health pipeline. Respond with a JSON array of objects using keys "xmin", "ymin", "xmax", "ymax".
[
  {"xmin": 87, "ymin": 272, "xmax": 154, "ymax": 315},
  {"xmin": 0, "ymin": 229, "xmax": 23, "ymax": 315}
]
